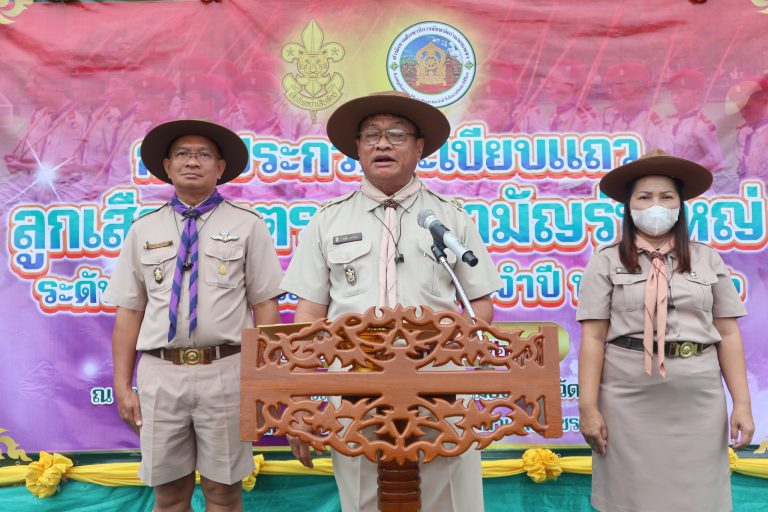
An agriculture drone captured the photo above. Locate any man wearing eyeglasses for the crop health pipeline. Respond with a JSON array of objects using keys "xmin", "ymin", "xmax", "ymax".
[
  {"xmin": 281, "ymin": 92, "xmax": 502, "ymax": 512},
  {"xmin": 104, "ymin": 119, "xmax": 283, "ymax": 511}
]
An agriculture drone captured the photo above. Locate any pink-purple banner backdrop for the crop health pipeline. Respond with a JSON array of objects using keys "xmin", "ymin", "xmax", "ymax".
[{"xmin": 1, "ymin": 0, "xmax": 767, "ymax": 453}]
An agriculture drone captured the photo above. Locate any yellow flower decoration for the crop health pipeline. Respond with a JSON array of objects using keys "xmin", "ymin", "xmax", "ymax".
[
  {"xmin": 729, "ymin": 447, "xmax": 738, "ymax": 473},
  {"xmin": 25, "ymin": 452, "xmax": 73, "ymax": 498},
  {"xmin": 522, "ymin": 448, "xmax": 562, "ymax": 483},
  {"xmin": 242, "ymin": 454, "xmax": 266, "ymax": 492}
]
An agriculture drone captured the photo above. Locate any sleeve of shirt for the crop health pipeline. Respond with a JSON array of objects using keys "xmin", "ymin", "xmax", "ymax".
[
  {"xmin": 575, "ymin": 251, "xmax": 612, "ymax": 321},
  {"xmin": 710, "ymin": 250, "xmax": 747, "ymax": 318},
  {"xmin": 453, "ymin": 211, "xmax": 502, "ymax": 300},
  {"xmin": 280, "ymin": 213, "xmax": 331, "ymax": 305},
  {"xmin": 245, "ymin": 216, "xmax": 285, "ymax": 305},
  {"xmin": 103, "ymin": 224, "xmax": 148, "ymax": 311}
]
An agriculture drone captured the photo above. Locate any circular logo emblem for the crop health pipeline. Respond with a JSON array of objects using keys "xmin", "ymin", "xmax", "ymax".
[{"xmin": 387, "ymin": 22, "xmax": 476, "ymax": 107}]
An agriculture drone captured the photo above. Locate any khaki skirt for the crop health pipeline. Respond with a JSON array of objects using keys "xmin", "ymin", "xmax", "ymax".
[{"xmin": 592, "ymin": 343, "xmax": 731, "ymax": 512}]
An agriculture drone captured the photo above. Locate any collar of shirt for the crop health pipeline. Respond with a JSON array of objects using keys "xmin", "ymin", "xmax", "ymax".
[
  {"xmin": 51, "ymin": 102, "xmax": 75, "ymax": 121},
  {"xmin": 620, "ymin": 104, "xmax": 648, "ymax": 124},
  {"xmin": 359, "ymin": 188, "xmax": 421, "ymax": 212},
  {"xmin": 672, "ymin": 108, "xmax": 698, "ymax": 122},
  {"xmin": 171, "ymin": 196, "xmax": 220, "ymax": 223},
  {"xmin": 554, "ymin": 99, "xmax": 577, "ymax": 116},
  {"xmin": 636, "ymin": 245, "xmax": 678, "ymax": 262}
]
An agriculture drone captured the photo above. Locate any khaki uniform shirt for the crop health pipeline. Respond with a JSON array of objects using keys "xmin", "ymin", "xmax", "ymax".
[
  {"xmin": 104, "ymin": 200, "xmax": 283, "ymax": 350},
  {"xmin": 668, "ymin": 109, "xmax": 724, "ymax": 172},
  {"xmin": 281, "ymin": 187, "xmax": 502, "ymax": 319},
  {"xmin": 576, "ymin": 242, "xmax": 746, "ymax": 343}
]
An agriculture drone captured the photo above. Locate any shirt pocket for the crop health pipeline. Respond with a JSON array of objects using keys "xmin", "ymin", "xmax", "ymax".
[
  {"xmin": 682, "ymin": 270, "xmax": 718, "ymax": 311},
  {"xmin": 139, "ymin": 247, "xmax": 177, "ymax": 293},
  {"xmin": 609, "ymin": 272, "xmax": 647, "ymax": 312},
  {"xmin": 417, "ymin": 236, "xmax": 457, "ymax": 297},
  {"xmin": 327, "ymin": 239, "xmax": 372, "ymax": 297},
  {"xmin": 203, "ymin": 244, "xmax": 245, "ymax": 289}
]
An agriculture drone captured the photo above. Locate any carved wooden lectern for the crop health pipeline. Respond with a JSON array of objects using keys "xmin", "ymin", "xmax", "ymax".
[{"xmin": 241, "ymin": 305, "xmax": 562, "ymax": 512}]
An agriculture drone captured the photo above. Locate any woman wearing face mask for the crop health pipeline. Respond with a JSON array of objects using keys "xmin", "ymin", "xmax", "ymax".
[{"xmin": 576, "ymin": 149, "xmax": 754, "ymax": 512}]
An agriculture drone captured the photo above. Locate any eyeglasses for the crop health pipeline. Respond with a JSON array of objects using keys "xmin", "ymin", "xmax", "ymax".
[
  {"xmin": 169, "ymin": 150, "xmax": 220, "ymax": 163},
  {"xmin": 358, "ymin": 128, "xmax": 419, "ymax": 146}
]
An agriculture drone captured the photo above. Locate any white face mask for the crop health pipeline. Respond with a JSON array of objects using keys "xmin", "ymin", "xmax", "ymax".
[{"xmin": 630, "ymin": 205, "xmax": 680, "ymax": 236}]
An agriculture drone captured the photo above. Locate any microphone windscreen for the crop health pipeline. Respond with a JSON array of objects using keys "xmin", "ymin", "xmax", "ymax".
[{"xmin": 417, "ymin": 209, "xmax": 435, "ymax": 228}]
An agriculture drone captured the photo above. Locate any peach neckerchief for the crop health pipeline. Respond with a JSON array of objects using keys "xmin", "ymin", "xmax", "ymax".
[
  {"xmin": 635, "ymin": 235, "xmax": 675, "ymax": 377},
  {"xmin": 360, "ymin": 175, "xmax": 422, "ymax": 307}
]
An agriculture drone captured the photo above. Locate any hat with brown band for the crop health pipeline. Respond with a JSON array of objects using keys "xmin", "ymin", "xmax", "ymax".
[
  {"xmin": 326, "ymin": 91, "xmax": 450, "ymax": 161},
  {"xmin": 599, "ymin": 149, "xmax": 712, "ymax": 202},
  {"xmin": 139, "ymin": 119, "xmax": 248, "ymax": 184}
]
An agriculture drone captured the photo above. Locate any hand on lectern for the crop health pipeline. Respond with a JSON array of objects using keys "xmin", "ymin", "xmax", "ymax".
[{"xmin": 287, "ymin": 411, "xmax": 325, "ymax": 468}]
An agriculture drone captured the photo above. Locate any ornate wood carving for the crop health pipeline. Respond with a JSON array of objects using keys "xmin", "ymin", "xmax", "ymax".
[{"xmin": 241, "ymin": 305, "xmax": 562, "ymax": 465}]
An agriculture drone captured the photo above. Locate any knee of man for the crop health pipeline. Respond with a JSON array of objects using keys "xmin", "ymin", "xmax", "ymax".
[
  {"xmin": 153, "ymin": 479, "xmax": 195, "ymax": 511},
  {"xmin": 200, "ymin": 478, "xmax": 242, "ymax": 506}
]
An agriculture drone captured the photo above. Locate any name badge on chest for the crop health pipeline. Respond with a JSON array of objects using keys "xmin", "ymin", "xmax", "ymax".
[{"xmin": 333, "ymin": 233, "xmax": 363, "ymax": 245}]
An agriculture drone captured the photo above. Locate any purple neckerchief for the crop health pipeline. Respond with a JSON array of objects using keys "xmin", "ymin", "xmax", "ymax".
[{"xmin": 167, "ymin": 189, "xmax": 224, "ymax": 341}]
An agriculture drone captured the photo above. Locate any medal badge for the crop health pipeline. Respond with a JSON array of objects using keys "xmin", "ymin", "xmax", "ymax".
[
  {"xmin": 344, "ymin": 264, "xmax": 357, "ymax": 285},
  {"xmin": 211, "ymin": 230, "xmax": 239, "ymax": 242}
]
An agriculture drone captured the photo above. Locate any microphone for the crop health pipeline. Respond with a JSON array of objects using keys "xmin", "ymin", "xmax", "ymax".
[{"xmin": 417, "ymin": 209, "xmax": 479, "ymax": 267}]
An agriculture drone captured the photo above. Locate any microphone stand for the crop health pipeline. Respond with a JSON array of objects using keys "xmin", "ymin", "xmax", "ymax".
[
  {"xmin": 430, "ymin": 240, "xmax": 489, "ymax": 367},
  {"xmin": 430, "ymin": 240, "xmax": 476, "ymax": 319}
]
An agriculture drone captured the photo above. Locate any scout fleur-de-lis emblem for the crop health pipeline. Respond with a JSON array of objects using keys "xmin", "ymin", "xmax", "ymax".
[
  {"xmin": 211, "ymin": 230, "xmax": 240, "ymax": 242},
  {"xmin": 281, "ymin": 19, "xmax": 345, "ymax": 123},
  {"xmin": 0, "ymin": 0, "xmax": 33, "ymax": 25}
]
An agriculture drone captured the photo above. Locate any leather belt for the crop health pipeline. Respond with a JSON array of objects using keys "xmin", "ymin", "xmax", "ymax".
[
  {"xmin": 143, "ymin": 344, "xmax": 241, "ymax": 365},
  {"xmin": 609, "ymin": 336, "xmax": 711, "ymax": 359}
]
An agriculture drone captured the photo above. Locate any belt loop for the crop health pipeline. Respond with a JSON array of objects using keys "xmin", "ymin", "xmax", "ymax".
[{"xmin": 215, "ymin": 345, "xmax": 221, "ymax": 359}]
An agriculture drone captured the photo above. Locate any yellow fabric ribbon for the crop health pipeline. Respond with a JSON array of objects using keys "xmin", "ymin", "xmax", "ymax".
[
  {"xmin": 3, "ymin": 450, "xmax": 767, "ymax": 495},
  {"xmin": 522, "ymin": 448, "xmax": 562, "ymax": 483},
  {"xmin": 242, "ymin": 454, "xmax": 265, "ymax": 491},
  {"xmin": 25, "ymin": 452, "xmax": 73, "ymax": 498}
]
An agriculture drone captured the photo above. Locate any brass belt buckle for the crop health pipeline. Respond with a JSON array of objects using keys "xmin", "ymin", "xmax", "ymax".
[
  {"xmin": 678, "ymin": 341, "xmax": 696, "ymax": 359},
  {"xmin": 181, "ymin": 348, "xmax": 203, "ymax": 365}
]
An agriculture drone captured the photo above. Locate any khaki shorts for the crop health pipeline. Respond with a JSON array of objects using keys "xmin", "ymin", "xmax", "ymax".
[{"xmin": 136, "ymin": 351, "xmax": 254, "ymax": 487}]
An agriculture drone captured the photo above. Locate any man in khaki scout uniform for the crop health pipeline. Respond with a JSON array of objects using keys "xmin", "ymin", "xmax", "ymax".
[
  {"xmin": 602, "ymin": 62, "xmax": 671, "ymax": 153},
  {"xmin": 730, "ymin": 76, "xmax": 768, "ymax": 180},
  {"xmin": 665, "ymin": 69, "xmax": 724, "ymax": 173},
  {"xmin": 281, "ymin": 92, "xmax": 502, "ymax": 512},
  {"xmin": 104, "ymin": 119, "xmax": 282, "ymax": 511}
]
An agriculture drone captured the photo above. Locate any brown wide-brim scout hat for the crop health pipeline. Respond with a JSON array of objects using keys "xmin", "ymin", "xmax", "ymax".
[
  {"xmin": 599, "ymin": 149, "xmax": 713, "ymax": 202},
  {"xmin": 140, "ymin": 119, "xmax": 248, "ymax": 184},
  {"xmin": 326, "ymin": 91, "xmax": 450, "ymax": 161}
]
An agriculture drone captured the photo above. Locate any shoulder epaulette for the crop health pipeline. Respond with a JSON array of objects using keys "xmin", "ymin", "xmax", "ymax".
[
  {"xmin": 133, "ymin": 203, "xmax": 169, "ymax": 224},
  {"xmin": 318, "ymin": 190, "xmax": 357, "ymax": 211},
  {"xmin": 424, "ymin": 188, "xmax": 464, "ymax": 211},
  {"xmin": 226, "ymin": 200, "xmax": 263, "ymax": 219}
]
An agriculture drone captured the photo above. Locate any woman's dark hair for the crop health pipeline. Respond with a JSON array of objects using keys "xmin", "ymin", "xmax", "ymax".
[{"xmin": 618, "ymin": 176, "xmax": 692, "ymax": 274}]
